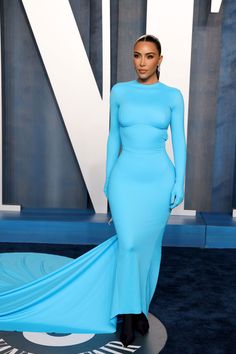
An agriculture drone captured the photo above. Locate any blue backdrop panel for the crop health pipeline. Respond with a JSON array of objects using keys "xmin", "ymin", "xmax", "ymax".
[
  {"xmin": 1, "ymin": 0, "xmax": 88, "ymax": 208},
  {"xmin": 69, "ymin": 0, "xmax": 103, "ymax": 94},
  {"xmin": 212, "ymin": 0, "xmax": 236, "ymax": 211},
  {"xmin": 185, "ymin": 0, "xmax": 222, "ymax": 211},
  {"xmin": 185, "ymin": 0, "xmax": 236, "ymax": 212}
]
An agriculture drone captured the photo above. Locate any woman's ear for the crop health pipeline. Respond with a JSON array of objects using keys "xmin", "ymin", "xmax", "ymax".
[{"xmin": 158, "ymin": 55, "xmax": 163, "ymax": 66}]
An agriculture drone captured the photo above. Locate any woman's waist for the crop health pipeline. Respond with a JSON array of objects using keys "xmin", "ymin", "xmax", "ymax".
[
  {"xmin": 112, "ymin": 146, "xmax": 175, "ymax": 181},
  {"xmin": 121, "ymin": 145, "xmax": 166, "ymax": 154}
]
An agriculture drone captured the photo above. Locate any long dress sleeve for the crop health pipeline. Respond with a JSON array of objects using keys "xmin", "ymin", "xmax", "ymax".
[
  {"xmin": 103, "ymin": 84, "xmax": 121, "ymax": 198},
  {"xmin": 170, "ymin": 89, "xmax": 187, "ymax": 189}
]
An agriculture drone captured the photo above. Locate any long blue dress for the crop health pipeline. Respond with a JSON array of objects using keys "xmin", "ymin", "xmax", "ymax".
[{"xmin": 0, "ymin": 79, "xmax": 186, "ymax": 334}]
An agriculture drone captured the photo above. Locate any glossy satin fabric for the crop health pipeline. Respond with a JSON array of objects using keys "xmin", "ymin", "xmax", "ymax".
[{"xmin": 0, "ymin": 80, "xmax": 186, "ymax": 333}]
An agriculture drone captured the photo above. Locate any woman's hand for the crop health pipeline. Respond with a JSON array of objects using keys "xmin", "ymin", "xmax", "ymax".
[{"xmin": 170, "ymin": 183, "xmax": 184, "ymax": 210}]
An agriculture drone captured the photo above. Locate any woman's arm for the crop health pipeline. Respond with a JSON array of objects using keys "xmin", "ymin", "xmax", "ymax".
[
  {"xmin": 169, "ymin": 89, "xmax": 187, "ymax": 209},
  {"xmin": 103, "ymin": 84, "xmax": 121, "ymax": 199}
]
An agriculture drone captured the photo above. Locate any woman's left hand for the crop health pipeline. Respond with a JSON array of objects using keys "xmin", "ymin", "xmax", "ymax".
[{"xmin": 170, "ymin": 183, "xmax": 184, "ymax": 210}]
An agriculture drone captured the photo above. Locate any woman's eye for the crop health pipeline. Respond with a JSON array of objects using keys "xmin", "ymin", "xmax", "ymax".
[
  {"xmin": 147, "ymin": 55, "xmax": 154, "ymax": 59},
  {"xmin": 133, "ymin": 54, "xmax": 139, "ymax": 58}
]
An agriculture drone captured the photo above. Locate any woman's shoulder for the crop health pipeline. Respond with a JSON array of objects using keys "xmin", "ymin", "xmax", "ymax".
[
  {"xmin": 161, "ymin": 84, "xmax": 184, "ymax": 110},
  {"xmin": 111, "ymin": 80, "xmax": 133, "ymax": 90},
  {"xmin": 161, "ymin": 82, "xmax": 184, "ymax": 102},
  {"xmin": 110, "ymin": 81, "xmax": 132, "ymax": 99},
  {"xmin": 160, "ymin": 82, "xmax": 182, "ymax": 93}
]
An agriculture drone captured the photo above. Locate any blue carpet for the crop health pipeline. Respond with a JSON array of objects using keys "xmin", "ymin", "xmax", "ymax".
[
  {"xmin": 151, "ymin": 246, "xmax": 236, "ymax": 354},
  {"xmin": 1, "ymin": 243, "xmax": 235, "ymax": 353}
]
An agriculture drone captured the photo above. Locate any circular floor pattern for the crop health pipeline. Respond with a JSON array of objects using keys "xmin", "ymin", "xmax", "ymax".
[{"xmin": 0, "ymin": 313, "xmax": 167, "ymax": 353}]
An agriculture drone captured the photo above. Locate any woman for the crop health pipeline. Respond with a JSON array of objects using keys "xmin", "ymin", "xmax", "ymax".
[
  {"xmin": 104, "ymin": 34, "xmax": 186, "ymax": 346},
  {"xmin": 0, "ymin": 34, "xmax": 186, "ymax": 349}
]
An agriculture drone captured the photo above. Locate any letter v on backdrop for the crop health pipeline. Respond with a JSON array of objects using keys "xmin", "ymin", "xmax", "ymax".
[{"xmin": 0, "ymin": 0, "xmax": 222, "ymax": 214}]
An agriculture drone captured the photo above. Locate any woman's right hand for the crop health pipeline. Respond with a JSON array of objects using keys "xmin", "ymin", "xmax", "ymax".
[{"xmin": 170, "ymin": 182, "xmax": 184, "ymax": 209}]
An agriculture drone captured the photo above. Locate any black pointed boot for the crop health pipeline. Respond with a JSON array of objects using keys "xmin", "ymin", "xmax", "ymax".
[
  {"xmin": 119, "ymin": 314, "xmax": 135, "ymax": 347},
  {"xmin": 133, "ymin": 312, "xmax": 149, "ymax": 335}
]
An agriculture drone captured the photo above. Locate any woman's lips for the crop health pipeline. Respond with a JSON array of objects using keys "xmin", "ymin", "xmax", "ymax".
[{"xmin": 139, "ymin": 70, "xmax": 147, "ymax": 73}]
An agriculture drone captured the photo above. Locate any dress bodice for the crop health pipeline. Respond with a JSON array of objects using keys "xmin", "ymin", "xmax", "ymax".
[
  {"xmin": 105, "ymin": 79, "xmax": 186, "ymax": 188},
  {"xmin": 112, "ymin": 80, "xmax": 181, "ymax": 153}
]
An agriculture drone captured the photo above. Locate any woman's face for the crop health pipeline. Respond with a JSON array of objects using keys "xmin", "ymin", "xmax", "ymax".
[{"xmin": 133, "ymin": 41, "xmax": 163, "ymax": 83}]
